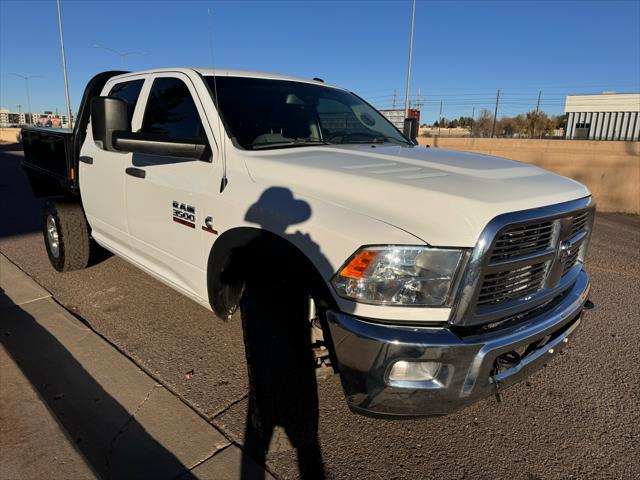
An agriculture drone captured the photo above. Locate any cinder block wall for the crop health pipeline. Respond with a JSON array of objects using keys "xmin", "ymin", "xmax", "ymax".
[
  {"xmin": 0, "ymin": 128, "xmax": 21, "ymax": 143},
  {"xmin": 418, "ymin": 137, "xmax": 640, "ymax": 214}
]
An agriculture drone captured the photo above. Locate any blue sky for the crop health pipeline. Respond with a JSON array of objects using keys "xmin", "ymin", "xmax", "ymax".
[{"xmin": 1, "ymin": 0, "xmax": 639, "ymax": 122}]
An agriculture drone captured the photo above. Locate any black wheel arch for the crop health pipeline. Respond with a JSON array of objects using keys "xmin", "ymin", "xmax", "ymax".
[{"xmin": 206, "ymin": 226, "xmax": 338, "ymax": 320}]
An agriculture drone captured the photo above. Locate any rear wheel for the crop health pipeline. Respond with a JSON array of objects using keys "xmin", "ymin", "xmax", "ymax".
[{"xmin": 43, "ymin": 200, "xmax": 91, "ymax": 272}]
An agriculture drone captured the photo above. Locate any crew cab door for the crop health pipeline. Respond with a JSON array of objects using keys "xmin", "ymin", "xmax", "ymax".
[
  {"xmin": 124, "ymin": 73, "xmax": 217, "ymax": 299},
  {"xmin": 80, "ymin": 77, "xmax": 145, "ymax": 251}
]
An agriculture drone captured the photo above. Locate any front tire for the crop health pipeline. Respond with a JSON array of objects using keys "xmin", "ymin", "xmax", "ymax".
[
  {"xmin": 43, "ymin": 200, "xmax": 91, "ymax": 272},
  {"xmin": 240, "ymin": 276, "xmax": 321, "ymax": 451}
]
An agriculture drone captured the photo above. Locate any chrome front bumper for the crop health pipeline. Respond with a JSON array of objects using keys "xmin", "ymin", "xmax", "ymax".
[{"xmin": 327, "ymin": 271, "xmax": 591, "ymax": 418}]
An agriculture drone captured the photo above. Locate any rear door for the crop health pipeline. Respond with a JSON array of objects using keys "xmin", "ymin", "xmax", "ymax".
[
  {"xmin": 79, "ymin": 77, "xmax": 146, "ymax": 252},
  {"xmin": 124, "ymin": 73, "xmax": 218, "ymax": 299}
]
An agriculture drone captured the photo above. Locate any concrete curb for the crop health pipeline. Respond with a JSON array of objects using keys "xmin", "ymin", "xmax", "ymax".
[{"xmin": 0, "ymin": 254, "xmax": 271, "ymax": 479}]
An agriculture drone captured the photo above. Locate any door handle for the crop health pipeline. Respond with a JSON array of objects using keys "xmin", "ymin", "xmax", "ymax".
[
  {"xmin": 125, "ymin": 167, "xmax": 146, "ymax": 179},
  {"xmin": 79, "ymin": 156, "xmax": 93, "ymax": 164}
]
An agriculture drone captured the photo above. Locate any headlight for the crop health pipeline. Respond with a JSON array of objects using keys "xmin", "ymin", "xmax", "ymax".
[{"xmin": 331, "ymin": 246, "xmax": 466, "ymax": 307}]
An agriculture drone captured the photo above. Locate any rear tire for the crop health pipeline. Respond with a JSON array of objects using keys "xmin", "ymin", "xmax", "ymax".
[{"xmin": 43, "ymin": 200, "xmax": 91, "ymax": 272}]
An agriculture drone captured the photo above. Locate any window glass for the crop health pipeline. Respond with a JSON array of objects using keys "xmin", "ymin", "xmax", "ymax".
[
  {"xmin": 205, "ymin": 76, "xmax": 408, "ymax": 150},
  {"xmin": 108, "ymin": 80, "xmax": 144, "ymax": 123},
  {"xmin": 141, "ymin": 77, "xmax": 204, "ymax": 139}
]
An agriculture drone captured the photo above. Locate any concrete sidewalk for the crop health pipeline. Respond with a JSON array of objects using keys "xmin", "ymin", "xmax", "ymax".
[{"xmin": 0, "ymin": 254, "xmax": 271, "ymax": 479}]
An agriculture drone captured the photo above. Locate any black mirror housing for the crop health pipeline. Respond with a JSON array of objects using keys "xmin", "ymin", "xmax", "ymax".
[
  {"xmin": 113, "ymin": 132, "xmax": 210, "ymax": 161},
  {"xmin": 91, "ymin": 96, "xmax": 130, "ymax": 151},
  {"xmin": 403, "ymin": 117, "xmax": 419, "ymax": 142}
]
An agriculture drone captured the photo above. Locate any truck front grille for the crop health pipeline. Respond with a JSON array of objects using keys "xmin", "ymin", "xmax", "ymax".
[
  {"xmin": 490, "ymin": 221, "xmax": 554, "ymax": 261},
  {"xmin": 562, "ymin": 243, "xmax": 582, "ymax": 275},
  {"xmin": 477, "ymin": 262, "xmax": 547, "ymax": 308},
  {"xmin": 571, "ymin": 211, "xmax": 589, "ymax": 236},
  {"xmin": 474, "ymin": 208, "xmax": 593, "ymax": 315}
]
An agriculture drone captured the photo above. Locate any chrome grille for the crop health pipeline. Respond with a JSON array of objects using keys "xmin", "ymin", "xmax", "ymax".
[
  {"xmin": 477, "ymin": 262, "xmax": 547, "ymax": 308},
  {"xmin": 450, "ymin": 197, "xmax": 594, "ymax": 327},
  {"xmin": 571, "ymin": 211, "xmax": 589, "ymax": 237},
  {"xmin": 474, "ymin": 208, "xmax": 593, "ymax": 315},
  {"xmin": 563, "ymin": 244, "xmax": 581, "ymax": 275},
  {"xmin": 490, "ymin": 221, "xmax": 554, "ymax": 261}
]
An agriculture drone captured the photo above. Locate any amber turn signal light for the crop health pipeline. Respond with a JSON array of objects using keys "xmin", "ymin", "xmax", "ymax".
[{"xmin": 339, "ymin": 250, "xmax": 380, "ymax": 279}]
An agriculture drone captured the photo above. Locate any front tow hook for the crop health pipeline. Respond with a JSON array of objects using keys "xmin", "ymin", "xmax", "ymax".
[{"xmin": 491, "ymin": 351, "xmax": 522, "ymax": 402}]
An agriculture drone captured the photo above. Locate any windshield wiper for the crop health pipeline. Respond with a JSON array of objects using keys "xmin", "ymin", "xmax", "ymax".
[
  {"xmin": 344, "ymin": 136, "xmax": 407, "ymax": 145},
  {"xmin": 251, "ymin": 139, "xmax": 331, "ymax": 150}
]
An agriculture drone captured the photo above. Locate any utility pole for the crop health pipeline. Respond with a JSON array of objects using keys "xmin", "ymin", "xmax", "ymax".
[
  {"xmin": 57, "ymin": 0, "xmax": 73, "ymax": 128},
  {"xmin": 470, "ymin": 106, "xmax": 475, "ymax": 136},
  {"xmin": 404, "ymin": 0, "xmax": 416, "ymax": 118},
  {"xmin": 417, "ymin": 88, "xmax": 421, "ymax": 111},
  {"xmin": 532, "ymin": 90, "xmax": 541, "ymax": 138},
  {"xmin": 490, "ymin": 88, "xmax": 500, "ymax": 138},
  {"xmin": 392, "ymin": 89, "xmax": 397, "ymax": 110},
  {"xmin": 438, "ymin": 100, "xmax": 443, "ymax": 136}
]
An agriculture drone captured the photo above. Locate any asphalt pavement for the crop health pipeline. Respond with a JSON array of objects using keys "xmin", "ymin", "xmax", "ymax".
[
  {"xmin": 1, "ymin": 144, "xmax": 639, "ymax": 479},
  {"xmin": 1, "ymin": 254, "xmax": 269, "ymax": 480}
]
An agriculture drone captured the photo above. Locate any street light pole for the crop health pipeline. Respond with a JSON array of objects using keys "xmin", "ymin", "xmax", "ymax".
[
  {"xmin": 57, "ymin": 0, "xmax": 73, "ymax": 129},
  {"xmin": 94, "ymin": 44, "xmax": 144, "ymax": 69},
  {"xmin": 404, "ymin": 0, "xmax": 416, "ymax": 118},
  {"xmin": 10, "ymin": 73, "xmax": 41, "ymax": 124}
]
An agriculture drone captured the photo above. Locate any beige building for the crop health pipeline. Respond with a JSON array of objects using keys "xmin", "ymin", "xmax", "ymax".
[
  {"xmin": 0, "ymin": 108, "xmax": 32, "ymax": 127},
  {"xmin": 565, "ymin": 93, "xmax": 640, "ymax": 141}
]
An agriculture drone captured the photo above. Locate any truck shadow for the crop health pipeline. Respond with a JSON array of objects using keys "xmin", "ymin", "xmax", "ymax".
[
  {"xmin": 0, "ymin": 142, "xmax": 23, "ymax": 152},
  {"xmin": 0, "ymin": 143, "xmax": 43, "ymax": 239},
  {"xmin": 0, "ymin": 288, "xmax": 196, "ymax": 480},
  {"xmin": 233, "ymin": 187, "xmax": 338, "ymax": 479}
]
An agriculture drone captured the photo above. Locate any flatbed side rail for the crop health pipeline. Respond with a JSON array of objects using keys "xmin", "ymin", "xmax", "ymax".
[{"xmin": 21, "ymin": 127, "xmax": 76, "ymax": 197}]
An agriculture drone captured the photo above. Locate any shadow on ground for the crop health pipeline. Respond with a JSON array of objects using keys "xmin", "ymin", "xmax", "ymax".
[
  {"xmin": 0, "ymin": 288, "xmax": 196, "ymax": 480},
  {"xmin": 218, "ymin": 187, "xmax": 339, "ymax": 479}
]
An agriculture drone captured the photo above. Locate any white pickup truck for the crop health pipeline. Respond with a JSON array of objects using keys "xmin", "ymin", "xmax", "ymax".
[{"xmin": 21, "ymin": 68, "xmax": 594, "ymax": 418}]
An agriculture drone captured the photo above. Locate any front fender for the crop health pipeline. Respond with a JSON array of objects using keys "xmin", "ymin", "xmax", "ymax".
[{"xmin": 206, "ymin": 227, "xmax": 335, "ymax": 319}]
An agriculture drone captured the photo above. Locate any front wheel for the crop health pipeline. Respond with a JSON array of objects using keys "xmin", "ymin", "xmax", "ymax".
[
  {"xmin": 240, "ymin": 277, "xmax": 322, "ymax": 452},
  {"xmin": 43, "ymin": 200, "xmax": 91, "ymax": 272}
]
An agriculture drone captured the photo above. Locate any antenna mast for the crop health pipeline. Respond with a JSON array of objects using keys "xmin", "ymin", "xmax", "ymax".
[{"xmin": 208, "ymin": 7, "xmax": 227, "ymax": 192}]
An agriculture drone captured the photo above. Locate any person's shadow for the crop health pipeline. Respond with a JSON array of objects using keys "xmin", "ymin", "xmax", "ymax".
[{"xmin": 234, "ymin": 187, "xmax": 334, "ymax": 479}]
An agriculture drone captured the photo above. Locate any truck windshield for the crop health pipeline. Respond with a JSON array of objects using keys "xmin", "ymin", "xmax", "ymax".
[{"xmin": 205, "ymin": 76, "xmax": 410, "ymax": 150}]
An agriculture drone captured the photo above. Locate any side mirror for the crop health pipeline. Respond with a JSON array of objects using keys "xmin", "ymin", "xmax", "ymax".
[
  {"xmin": 112, "ymin": 132, "xmax": 211, "ymax": 161},
  {"xmin": 403, "ymin": 117, "xmax": 418, "ymax": 143},
  {"xmin": 91, "ymin": 96, "xmax": 130, "ymax": 151}
]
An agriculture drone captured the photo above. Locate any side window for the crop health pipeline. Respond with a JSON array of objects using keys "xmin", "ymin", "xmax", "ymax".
[
  {"xmin": 108, "ymin": 80, "xmax": 144, "ymax": 123},
  {"xmin": 140, "ymin": 77, "xmax": 205, "ymax": 139}
]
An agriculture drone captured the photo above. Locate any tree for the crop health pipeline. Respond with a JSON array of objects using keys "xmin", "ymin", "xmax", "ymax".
[
  {"xmin": 457, "ymin": 116, "xmax": 473, "ymax": 128},
  {"xmin": 473, "ymin": 109, "xmax": 494, "ymax": 137},
  {"xmin": 497, "ymin": 117, "xmax": 516, "ymax": 137}
]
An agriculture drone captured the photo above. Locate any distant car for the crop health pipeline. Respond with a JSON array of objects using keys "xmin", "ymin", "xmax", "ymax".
[{"xmin": 20, "ymin": 68, "xmax": 594, "ymax": 418}]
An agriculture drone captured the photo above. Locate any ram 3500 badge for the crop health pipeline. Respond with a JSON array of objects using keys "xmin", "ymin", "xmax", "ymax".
[{"xmin": 172, "ymin": 201, "xmax": 196, "ymax": 228}]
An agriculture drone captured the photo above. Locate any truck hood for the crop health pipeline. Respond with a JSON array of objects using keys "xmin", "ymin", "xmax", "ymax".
[{"xmin": 243, "ymin": 145, "xmax": 590, "ymax": 247}]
